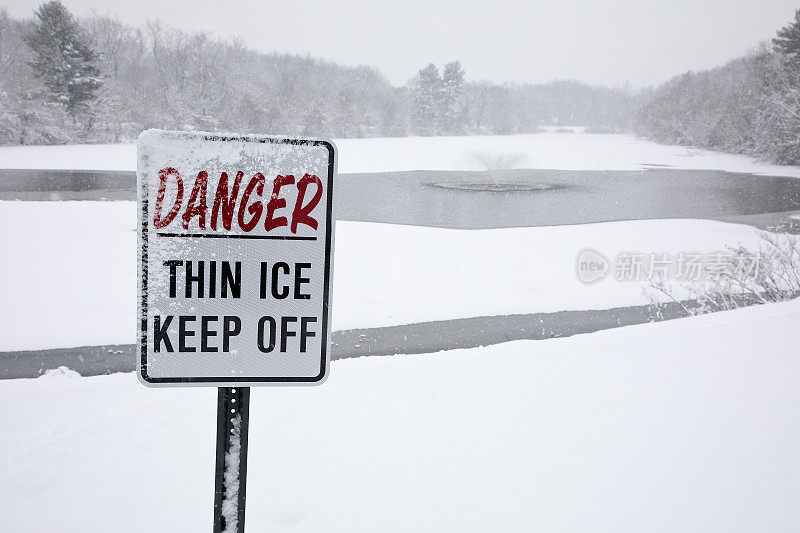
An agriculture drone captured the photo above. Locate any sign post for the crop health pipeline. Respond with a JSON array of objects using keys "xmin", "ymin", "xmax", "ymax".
[
  {"xmin": 136, "ymin": 130, "xmax": 336, "ymax": 531},
  {"xmin": 213, "ymin": 387, "xmax": 250, "ymax": 533}
]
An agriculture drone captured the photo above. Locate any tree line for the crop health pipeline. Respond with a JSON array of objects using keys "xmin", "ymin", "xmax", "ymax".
[
  {"xmin": 5, "ymin": 1, "xmax": 800, "ymax": 169},
  {"xmin": 0, "ymin": 1, "xmax": 635, "ymax": 145},
  {"xmin": 635, "ymin": 10, "xmax": 800, "ymax": 165}
]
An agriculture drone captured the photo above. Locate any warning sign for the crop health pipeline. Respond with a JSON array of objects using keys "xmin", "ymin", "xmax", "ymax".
[{"xmin": 137, "ymin": 130, "xmax": 336, "ymax": 386}]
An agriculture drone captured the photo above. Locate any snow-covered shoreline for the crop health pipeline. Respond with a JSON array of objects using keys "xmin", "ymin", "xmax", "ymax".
[
  {"xmin": 1, "ymin": 132, "xmax": 799, "ymax": 177},
  {"xmin": 0, "ymin": 200, "xmax": 767, "ymax": 351}
]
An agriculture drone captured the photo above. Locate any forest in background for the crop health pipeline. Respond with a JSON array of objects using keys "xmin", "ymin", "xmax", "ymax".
[
  {"xmin": 626, "ymin": 9, "xmax": 800, "ymax": 166},
  {"xmin": 0, "ymin": 2, "xmax": 637, "ymax": 145},
  {"xmin": 3, "ymin": 2, "xmax": 800, "ymax": 167}
]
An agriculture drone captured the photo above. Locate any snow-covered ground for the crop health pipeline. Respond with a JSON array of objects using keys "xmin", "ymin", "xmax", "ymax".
[
  {"xmin": 1, "ymin": 300, "xmax": 798, "ymax": 532},
  {"xmin": 1, "ymin": 134, "xmax": 799, "ymax": 531},
  {"xmin": 1, "ymin": 132, "xmax": 800, "ymax": 177},
  {"xmin": 0, "ymin": 200, "xmax": 766, "ymax": 350}
]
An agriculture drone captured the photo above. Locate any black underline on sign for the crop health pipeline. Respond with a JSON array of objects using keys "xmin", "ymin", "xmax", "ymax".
[{"xmin": 157, "ymin": 232, "xmax": 317, "ymax": 241}]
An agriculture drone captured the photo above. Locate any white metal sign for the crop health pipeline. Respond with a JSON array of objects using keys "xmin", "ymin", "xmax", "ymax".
[{"xmin": 137, "ymin": 130, "xmax": 336, "ymax": 386}]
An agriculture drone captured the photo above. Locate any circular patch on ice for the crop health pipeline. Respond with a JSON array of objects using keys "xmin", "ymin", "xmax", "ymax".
[{"xmin": 427, "ymin": 182, "xmax": 559, "ymax": 192}]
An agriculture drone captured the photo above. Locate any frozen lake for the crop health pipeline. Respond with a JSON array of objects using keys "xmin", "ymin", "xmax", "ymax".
[
  {"xmin": 337, "ymin": 168, "xmax": 800, "ymax": 228},
  {"xmin": 1, "ymin": 167, "xmax": 800, "ymax": 229}
]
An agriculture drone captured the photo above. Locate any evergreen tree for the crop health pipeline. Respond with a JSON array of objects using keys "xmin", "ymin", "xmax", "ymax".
[
  {"xmin": 442, "ymin": 61, "xmax": 466, "ymax": 135},
  {"xmin": 412, "ymin": 63, "xmax": 443, "ymax": 135},
  {"xmin": 24, "ymin": 1, "xmax": 102, "ymax": 114},
  {"xmin": 773, "ymin": 9, "xmax": 800, "ymax": 62}
]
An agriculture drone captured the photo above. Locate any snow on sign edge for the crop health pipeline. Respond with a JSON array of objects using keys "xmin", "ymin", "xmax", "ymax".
[{"xmin": 135, "ymin": 129, "xmax": 337, "ymax": 387}]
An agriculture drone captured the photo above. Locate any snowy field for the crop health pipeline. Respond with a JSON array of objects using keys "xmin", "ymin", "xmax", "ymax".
[
  {"xmin": 1, "ymin": 300, "xmax": 798, "ymax": 532},
  {"xmin": 0, "ymin": 200, "xmax": 766, "ymax": 350},
  {"xmin": 1, "ymin": 131, "xmax": 800, "ymax": 177}
]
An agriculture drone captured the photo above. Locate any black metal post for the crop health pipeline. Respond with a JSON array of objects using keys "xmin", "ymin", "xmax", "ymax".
[{"xmin": 213, "ymin": 387, "xmax": 250, "ymax": 533}]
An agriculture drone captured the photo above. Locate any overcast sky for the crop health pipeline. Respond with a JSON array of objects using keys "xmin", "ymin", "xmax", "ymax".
[{"xmin": 4, "ymin": 0, "xmax": 798, "ymax": 87}]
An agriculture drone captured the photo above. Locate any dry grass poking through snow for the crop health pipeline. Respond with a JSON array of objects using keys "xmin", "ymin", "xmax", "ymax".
[{"xmin": 647, "ymin": 231, "xmax": 800, "ymax": 317}]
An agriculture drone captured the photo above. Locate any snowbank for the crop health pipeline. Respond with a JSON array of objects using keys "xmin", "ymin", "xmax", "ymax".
[
  {"xmin": 1, "ymin": 132, "xmax": 799, "ymax": 177},
  {"xmin": 1, "ymin": 300, "xmax": 798, "ymax": 531},
  {"xmin": 0, "ymin": 200, "xmax": 765, "ymax": 350}
]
